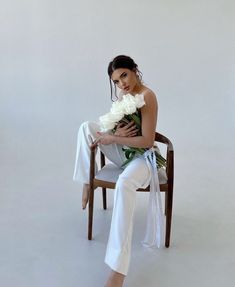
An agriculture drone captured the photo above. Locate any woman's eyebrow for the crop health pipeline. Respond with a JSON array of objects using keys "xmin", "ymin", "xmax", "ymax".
[{"xmin": 113, "ymin": 72, "xmax": 126, "ymax": 82}]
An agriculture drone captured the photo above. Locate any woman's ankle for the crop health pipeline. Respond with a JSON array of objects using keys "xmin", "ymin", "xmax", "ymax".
[
  {"xmin": 104, "ymin": 270, "xmax": 125, "ymax": 287},
  {"xmin": 82, "ymin": 184, "xmax": 90, "ymax": 209}
]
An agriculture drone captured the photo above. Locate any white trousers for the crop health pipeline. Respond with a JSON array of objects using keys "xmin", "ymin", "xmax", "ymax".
[{"xmin": 73, "ymin": 121, "xmax": 152, "ymax": 275}]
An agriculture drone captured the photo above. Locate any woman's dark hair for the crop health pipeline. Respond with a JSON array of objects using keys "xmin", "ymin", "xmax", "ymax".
[{"xmin": 107, "ymin": 55, "xmax": 143, "ymax": 101}]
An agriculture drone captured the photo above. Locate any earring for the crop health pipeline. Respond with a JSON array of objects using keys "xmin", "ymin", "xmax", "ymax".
[{"xmin": 136, "ymin": 73, "xmax": 141, "ymax": 83}]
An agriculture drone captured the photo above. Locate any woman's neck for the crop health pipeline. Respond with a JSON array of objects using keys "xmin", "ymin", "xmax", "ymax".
[
  {"xmin": 118, "ymin": 83, "xmax": 147, "ymax": 99},
  {"xmin": 130, "ymin": 82, "xmax": 146, "ymax": 95}
]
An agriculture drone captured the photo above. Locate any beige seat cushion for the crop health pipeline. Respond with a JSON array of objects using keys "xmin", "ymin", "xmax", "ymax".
[{"xmin": 95, "ymin": 163, "xmax": 167, "ymax": 185}]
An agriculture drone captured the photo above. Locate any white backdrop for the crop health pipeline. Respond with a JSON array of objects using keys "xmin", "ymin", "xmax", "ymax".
[
  {"xmin": 0, "ymin": 1, "xmax": 235, "ymax": 285},
  {"xmin": 1, "ymin": 1, "xmax": 234, "ymax": 153},
  {"xmin": 1, "ymin": 0, "xmax": 235, "ymax": 207}
]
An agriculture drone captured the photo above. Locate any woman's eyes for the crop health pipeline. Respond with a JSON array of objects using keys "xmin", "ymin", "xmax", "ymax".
[{"xmin": 113, "ymin": 73, "xmax": 127, "ymax": 84}]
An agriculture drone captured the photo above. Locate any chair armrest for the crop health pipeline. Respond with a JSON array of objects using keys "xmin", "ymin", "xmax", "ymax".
[
  {"xmin": 155, "ymin": 132, "xmax": 174, "ymax": 186},
  {"xmin": 155, "ymin": 132, "xmax": 173, "ymax": 150},
  {"xmin": 166, "ymin": 148, "xmax": 174, "ymax": 186}
]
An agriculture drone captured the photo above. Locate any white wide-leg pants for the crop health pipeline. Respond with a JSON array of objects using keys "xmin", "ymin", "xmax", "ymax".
[{"xmin": 73, "ymin": 121, "xmax": 151, "ymax": 275}]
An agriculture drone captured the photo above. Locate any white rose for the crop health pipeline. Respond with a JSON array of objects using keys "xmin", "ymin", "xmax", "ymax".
[
  {"xmin": 134, "ymin": 94, "xmax": 145, "ymax": 108},
  {"xmin": 110, "ymin": 101, "xmax": 125, "ymax": 121},
  {"xmin": 109, "ymin": 111, "xmax": 123, "ymax": 123},
  {"xmin": 99, "ymin": 113, "xmax": 116, "ymax": 131},
  {"xmin": 122, "ymin": 94, "xmax": 137, "ymax": 114}
]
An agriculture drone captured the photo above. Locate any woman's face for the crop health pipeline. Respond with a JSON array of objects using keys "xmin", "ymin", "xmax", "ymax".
[{"xmin": 111, "ymin": 68, "xmax": 139, "ymax": 94}]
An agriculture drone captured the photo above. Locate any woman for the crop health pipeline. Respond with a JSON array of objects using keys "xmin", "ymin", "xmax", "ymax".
[{"xmin": 73, "ymin": 55, "xmax": 159, "ymax": 287}]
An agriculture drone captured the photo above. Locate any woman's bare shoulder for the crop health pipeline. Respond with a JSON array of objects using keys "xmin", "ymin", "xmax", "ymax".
[
  {"xmin": 141, "ymin": 87, "xmax": 158, "ymax": 105},
  {"xmin": 141, "ymin": 86, "xmax": 157, "ymax": 96}
]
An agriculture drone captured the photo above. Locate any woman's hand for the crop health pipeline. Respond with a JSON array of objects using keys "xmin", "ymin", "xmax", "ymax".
[
  {"xmin": 95, "ymin": 132, "xmax": 115, "ymax": 145},
  {"xmin": 114, "ymin": 121, "xmax": 138, "ymax": 137},
  {"xmin": 94, "ymin": 121, "xmax": 138, "ymax": 146}
]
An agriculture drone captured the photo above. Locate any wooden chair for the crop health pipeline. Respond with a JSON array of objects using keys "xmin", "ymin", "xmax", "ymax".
[{"xmin": 88, "ymin": 132, "xmax": 174, "ymax": 247}]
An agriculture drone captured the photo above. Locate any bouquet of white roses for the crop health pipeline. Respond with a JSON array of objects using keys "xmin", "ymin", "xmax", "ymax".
[{"xmin": 99, "ymin": 94, "xmax": 166, "ymax": 167}]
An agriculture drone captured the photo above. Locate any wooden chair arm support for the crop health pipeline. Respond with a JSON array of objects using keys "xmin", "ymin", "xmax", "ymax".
[
  {"xmin": 155, "ymin": 132, "xmax": 173, "ymax": 151},
  {"xmin": 166, "ymin": 149, "xmax": 174, "ymax": 185},
  {"xmin": 155, "ymin": 132, "xmax": 174, "ymax": 185}
]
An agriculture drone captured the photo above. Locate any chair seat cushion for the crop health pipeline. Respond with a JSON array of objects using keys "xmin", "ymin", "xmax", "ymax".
[{"xmin": 95, "ymin": 163, "xmax": 167, "ymax": 184}]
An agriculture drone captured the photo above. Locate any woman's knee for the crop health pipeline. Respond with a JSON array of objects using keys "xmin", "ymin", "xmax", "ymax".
[
  {"xmin": 117, "ymin": 175, "xmax": 138, "ymax": 191},
  {"xmin": 80, "ymin": 121, "xmax": 90, "ymax": 130},
  {"xmin": 118, "ymin": 158, "xmax": 151, "ymax": 189},
  {"xmin": 79, "ymin": 121, "xmax": 99, "ymax": 136}
]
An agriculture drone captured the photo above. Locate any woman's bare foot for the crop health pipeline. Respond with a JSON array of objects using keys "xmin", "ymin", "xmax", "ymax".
[
  {"xmin": 104, "ymin": 270, "xmax": 125, "ymax": 287},
  {"xmin": 82, "ymin": 184, "xmax": 90, "ymax": 209}
]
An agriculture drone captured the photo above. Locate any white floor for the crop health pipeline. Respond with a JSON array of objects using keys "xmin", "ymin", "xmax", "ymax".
[{"xmin": 0, "ymin": 130, "xmax": 235, "ymax": 287}]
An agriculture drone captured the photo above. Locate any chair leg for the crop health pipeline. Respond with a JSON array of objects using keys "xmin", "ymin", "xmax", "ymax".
[
  {"xmin": 165, "ymin": 191, "xmax": 168, "ymax": 215},
  {"xmin": 88, "ymin": 186, "xmax": 95, "ymax": 240},
  {"xmin": 102, "ymin": 188, "xmax": 107, "ymax": 210},
  {"xmin": 165, "ymin": 188, "xmax": 173, "ymax": 248}
]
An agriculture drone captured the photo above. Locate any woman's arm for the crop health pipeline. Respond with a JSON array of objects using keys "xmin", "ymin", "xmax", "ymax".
[{"xmin": 97, "ymin": 91, "xmax": 158, "ymax": 148}]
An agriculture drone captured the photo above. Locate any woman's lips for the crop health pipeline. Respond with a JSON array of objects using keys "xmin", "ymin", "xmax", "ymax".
[{"xmin": 124, "ymin": 86, "xmax": 129, "ymax": 91}]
